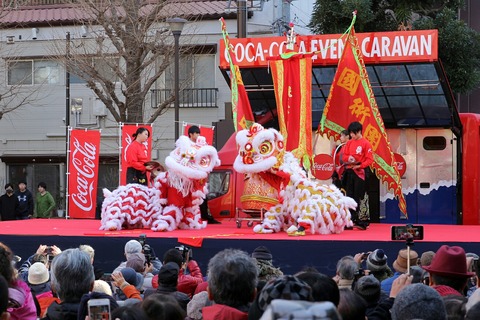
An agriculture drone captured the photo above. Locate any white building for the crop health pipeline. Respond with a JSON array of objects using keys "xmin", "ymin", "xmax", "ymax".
[{"xmin": 0, "ymin": 0, "xmax": 313, "ymax": 211}]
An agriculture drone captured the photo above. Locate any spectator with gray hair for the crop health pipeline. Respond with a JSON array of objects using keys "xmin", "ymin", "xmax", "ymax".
[
  {"xmin": 203, "ymin": 248, "xmax": 258, "ymax": 320},
  {"xmin": 79, "ymin": 244, "xmax": 104, "ymax": 280},
  {"xmin": 43, "ymin": 248, "xmax": 95, "ymax": 320},
  {"xmin": 333, "ymin": 256, "xmax": 359, "ymax": 290}
]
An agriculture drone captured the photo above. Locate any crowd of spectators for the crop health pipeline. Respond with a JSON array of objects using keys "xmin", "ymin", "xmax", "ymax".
[{"xmin": 1, "ymin": 239, "xmax": 480, "ymax": 320}]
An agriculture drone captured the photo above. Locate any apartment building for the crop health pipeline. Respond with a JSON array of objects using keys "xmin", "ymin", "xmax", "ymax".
[{"xmin": 0, "ymin": 0, "xmax": 309, "ymax": 210}]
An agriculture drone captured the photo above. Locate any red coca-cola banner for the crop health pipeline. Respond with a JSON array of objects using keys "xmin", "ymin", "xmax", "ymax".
[
  {"xmin": 68, "ymin": 129, "xmax": 101, "ymax": 219},
  {"xmin": 121, "ymin": 124, "xmax": 153, "ymax": 186},
  {"xmin": 183, "ymin": 123, "xmax": 214, "ymax": 145},
  {"xmin": 312, "ymin": 154, "xmax": 335, "ymax": 180}
]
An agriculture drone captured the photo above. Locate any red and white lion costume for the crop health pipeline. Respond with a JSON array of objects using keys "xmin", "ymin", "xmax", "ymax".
[
  {"xmin": 100, "ymin": 135, "xmax": 220, "ymax": 231},
  {"xmin": 234, "ymin": 123, "xmax": 356, "ymax": 235}
]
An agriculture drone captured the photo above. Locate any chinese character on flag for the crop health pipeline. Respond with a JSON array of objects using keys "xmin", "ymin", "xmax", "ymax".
[{"xmin": 319, "ymin": 20, "xmax": 407, "ymax": 217}]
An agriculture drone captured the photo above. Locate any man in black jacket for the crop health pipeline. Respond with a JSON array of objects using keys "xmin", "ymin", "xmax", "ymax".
[{"xmin": 0, "ymin": 183, "xmax": 18, "ymax": 221}]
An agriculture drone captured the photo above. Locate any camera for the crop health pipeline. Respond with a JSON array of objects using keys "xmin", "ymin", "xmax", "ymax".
[
  {"xmin": 138, "ymin": 234, "xmax": 155, "ymax": 264},
  {"xmin": 44, "ymin": 246, "xmax": 53, "ymax": 254},
  {"xmin": 391, "ymin": 224, "xmax": 424, "ymax": 241},
  {"xmin": 175, "ymin": 245, "xmax": 192, "ymax": 262}
]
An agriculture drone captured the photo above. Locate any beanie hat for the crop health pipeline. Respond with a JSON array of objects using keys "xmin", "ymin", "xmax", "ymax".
[
  {"xmin": 158, "ymin": 262, "xmax": 179, "ymax": 287},
  {"xmin": 354, "ymin": 275, "xmax": 381, "ymax": 304},
  {"xmin": 366, "ymin": 249, "xmax": 388, "ymax": 272},
  {"xmin": 120, "ymin": 267, "xmax": 144, "ymax": 291},
  {"xmin": 93, "ymin": 280, "xmax": 113, "ymax": 296},
  {"xmin": 124, "ymin": 240, "xmax": 142, "ymax": 257},
  {"xmin": 187, "ymin": 291, "xmax": 209, "ymax": 320},
  {"xmin": 257, "ymin": 275, "xmax": 313, "ymax": 311},
  {"xmin": 420, "ymin": 251, "xmax": 435, "ymax": 267},
  {"xmin": 126, "ymin": 252, "xmax": 146, "ymax": 273},
  {"xmin": 28, "ymin": 262, "xmax": 49, "ymax": 285},
  {"xmin": 391, "ymin": 283, "xmax": 446, "ymax": 320},
  {"xmin": 393, "ymin": 249, "xmax": 418, "ymax": 273},
  {"xmin": 252, "ymin": 246, "xmax": 273, "ymax": 261}
]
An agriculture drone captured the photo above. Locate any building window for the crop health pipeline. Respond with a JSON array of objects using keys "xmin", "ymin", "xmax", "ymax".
[
  {"xmin": 8, "ymin": 60, "xmax": 60, "ymax": 85},
  {"xmin": 70, "ymin": 57, "xmax": 119, "ymax": 84},
  {"xmin": 165, "ymin": 54, "xmax": 215, "ymax": 90},
  {"xmin": 160, "ymin": 54, "xmax": 216, "ymax": 106}
]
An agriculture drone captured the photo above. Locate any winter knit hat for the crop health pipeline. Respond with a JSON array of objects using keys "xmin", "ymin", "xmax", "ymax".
[
  {"xmin": 28, "ymin": 262, "xmax": 49, "ymax": 285},
  {"xmin": 391, "ymin": 283, "xmax": 447, "ymax": 320},
  {"xmin": 124, "ymin": 240, "xmax": 142, "ymax": 257},
  {"xmin": 158, "ymin": 262, "xmax": 179, "ymax": 287},
  {"xmin": 126, "ymin": 252, "xmax": 146, "ymax": 273},
  {"xmin": 420, "ymin": 251, "xmax": 436, "ymax": 267},
  {"xmin": 120, "ymin": 267, "xmax": 144, "ymax": 291},
  {"xmin": 252, "ymin": 246, "xmax": 273, "ymax": 261},
  {"xmin": 93, "ymin": 280, "xmax": 113, "ymax": 296},
  {"xmin": 257, "ymin": 275, "xmax": 313, "ymax": 311},
  {"xmin": 366, "ymin": 249, "xmax": 388, "ymax": 272},
  {"xmin": 354, "ymin": 275, "xmax": 381, "ymax": 304},
  {"xmin": 187, "ymin": 291, "xmax": 210, "ymax": 320}
]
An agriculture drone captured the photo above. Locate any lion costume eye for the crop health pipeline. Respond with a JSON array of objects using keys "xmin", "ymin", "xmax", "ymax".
[
  {"xmin": 258, "ymin": 141, "xmax": 273, "ymax": 155},
  {"xmin": 199, "ymin": 157, "xmax": 211, "ymax": 168}
]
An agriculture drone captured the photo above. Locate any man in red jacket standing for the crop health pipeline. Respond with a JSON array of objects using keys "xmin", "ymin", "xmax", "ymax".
[{"xmin": 342, "ymin": 121, "xmax": 374, "ymax": 230}]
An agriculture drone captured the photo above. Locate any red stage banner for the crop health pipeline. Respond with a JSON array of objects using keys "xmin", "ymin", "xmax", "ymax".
[
  {"xmin": 121, "ymin": 124, "xmax": 153, "ymax": 186},
  {"xmin": 68, "ymin": 129, "xmax": 101, "ymax": 219},
  {"xmin": 220, "ymin": 18, "xmax": 255, "ymax": 131},
  {"xmin": 319, "ymin": 22, "xmax": 407, "ymax": 217},
  {"xmin": 183, "ymin": 123, "xmax": 214, "ymax": 145},
  {"xmin": 219, "ymin": 29, "xmax": 438, "ymax": 68},
  {"xmin": 270, "ymin": 54, "xmax": 313, "ymax": 168}
]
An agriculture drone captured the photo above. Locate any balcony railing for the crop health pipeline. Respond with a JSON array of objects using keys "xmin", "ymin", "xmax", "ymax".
[{"xmin": 151, "ymin": 88, "xmax": 218, "ymax": 109}]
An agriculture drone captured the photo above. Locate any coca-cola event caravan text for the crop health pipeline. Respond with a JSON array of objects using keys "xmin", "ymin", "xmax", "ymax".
[{"xmin": 219, "ymin": 29, "xmax": 438, "ymax": 68}]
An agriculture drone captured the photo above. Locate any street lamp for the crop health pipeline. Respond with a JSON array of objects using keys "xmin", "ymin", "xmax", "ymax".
[{"xmin": 167, "ymin": 17, "xmax": 187, "ymax": 141}]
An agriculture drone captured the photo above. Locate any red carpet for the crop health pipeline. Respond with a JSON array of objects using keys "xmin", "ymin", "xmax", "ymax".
[{"xmin": 2, "ymin": 218, "xmax": 479, "ymax": 244}]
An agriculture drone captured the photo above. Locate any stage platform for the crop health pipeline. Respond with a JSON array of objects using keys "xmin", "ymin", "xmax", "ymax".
[{"xmin": 1, "ymin": 219, "xmax": 479, "ymax": 276}]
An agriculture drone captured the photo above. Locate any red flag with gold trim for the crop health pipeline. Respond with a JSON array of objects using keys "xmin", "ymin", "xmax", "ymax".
[
  {"xmin": 220, "ymin": 18, "xmax": 255, "ymax": 131},
  {"xmin": 319, "ymin": 25, "xmax": 407, "ymax": 217},
  {"xmin": 270, "ymin": 54, "xmax": 313, "ymax": 169}
]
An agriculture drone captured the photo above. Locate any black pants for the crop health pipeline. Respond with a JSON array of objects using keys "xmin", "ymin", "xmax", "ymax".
[
  {"xmin": 344, "ymin": 168, "xmax": 370, "ymax": 224},
  {"xmin": 126, "ymin": 167, "xmax": 147, "ymax": 186}
]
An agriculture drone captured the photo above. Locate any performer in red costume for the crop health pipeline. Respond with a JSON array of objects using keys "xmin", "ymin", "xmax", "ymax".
[
  {"xmin": 342, "ymin": 121, "xmax": 374, "ymax": 230},
  {"xmin": 126, "ymin": 127, "xmax": 154, "ymax": 185}
]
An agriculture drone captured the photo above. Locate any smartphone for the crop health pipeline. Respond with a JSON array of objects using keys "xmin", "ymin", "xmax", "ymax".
[
  {"xmin": 88, "ymin": 298, "xmax": 111, "ymax": 320},
  {"xmin": 391, "ymin": 225, "xmax": 424, "ymax": 241}
]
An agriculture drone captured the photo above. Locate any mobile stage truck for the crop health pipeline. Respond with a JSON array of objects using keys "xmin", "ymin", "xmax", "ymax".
[{"xmin": 207, "ymin": 29, "xmax": 480, "ymax": 226}]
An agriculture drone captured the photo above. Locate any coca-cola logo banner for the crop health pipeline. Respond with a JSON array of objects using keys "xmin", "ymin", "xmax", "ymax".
[
  {"xmin": 68, "ymin": 129, "xmax": 101, "ymax": 219},
  {"xmin": 312, "ymin": 154, "xmax": 335, "ymax": 180}
]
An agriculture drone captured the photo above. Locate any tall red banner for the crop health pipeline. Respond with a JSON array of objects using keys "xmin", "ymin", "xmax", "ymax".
[
  {"xmin": 319, "ymin": 26, "xmax": 407, "ymax": 216},
  {"xmin": 121, "ymin": 124, "xmax": 153, "ymax": 186},
  {"xmin": 220, "ymin": 18, "xmax": 255, "ymax": 131},
  {"xmin": 270, "ymin": 55, "xmax": 313, "ymax": 168},
  {"xmin": 183, "ymin": 123, "xmax": 214, "ymax": 145},
  {"xmin": 68, "ymin": 129, "xmax": 101, "ymax": 219}
]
